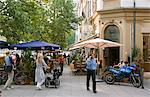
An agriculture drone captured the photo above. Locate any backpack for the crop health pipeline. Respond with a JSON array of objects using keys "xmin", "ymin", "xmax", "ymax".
[{"xmin": 4, "ymin": 56, "xmax": 13, "ymax": 73}]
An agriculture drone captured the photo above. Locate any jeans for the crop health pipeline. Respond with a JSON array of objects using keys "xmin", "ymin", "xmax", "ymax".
[
  {"xmin": 4, "ymin": 70, "xmax": 14, "ymax": 89},
  {"xmin": 86, "ymin": 69, "xmax": 96, "ymax": 91},
  {"xmin": 60, "ymin": 63, "xmax": 64, "ymax": 74}
]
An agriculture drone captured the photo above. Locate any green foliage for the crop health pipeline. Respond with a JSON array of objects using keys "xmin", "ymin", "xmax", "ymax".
[
  {"xmin": 71, "ymin": 49, "xmax": 83, "ymax": 62},
  {"xmin": 21, "ymin": 50, "xmax": 33, "ymax": 81},
  {"xmin": 0, "ymin": 0, "xmax": 76, "ymax": 48},
  {"xmin": 132, "ymin": 47, "xmax": 141, "ymax": 62},
  {"xmin": 47, "ymin": 0, "xmax": 76, "ymax": 48},
  {"xmin": 0, "ymin": 0, "xmax": 48, "ymax": 43},
  {"xmin": 67, "ymin": 31, "xmax": 75, "ymax": 45},
  {"xmin": 42, "ymin": 0, "xmax": 48, "ymax": 3}
]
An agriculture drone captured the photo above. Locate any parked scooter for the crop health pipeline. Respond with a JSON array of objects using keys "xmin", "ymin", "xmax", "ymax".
[{"xmin": 105, "ymin": 64, "xmax": 141, "ymax": 88}]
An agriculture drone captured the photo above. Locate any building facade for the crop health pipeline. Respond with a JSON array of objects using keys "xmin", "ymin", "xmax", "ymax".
[{"xmin": 77, "ymin": 0, "xmax": 150, "ymax": 71}]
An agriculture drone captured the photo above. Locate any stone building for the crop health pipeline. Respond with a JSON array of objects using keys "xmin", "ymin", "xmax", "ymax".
[{"xmin": 76, "ymin": 0, "xmax": 150, "ymax": 71}]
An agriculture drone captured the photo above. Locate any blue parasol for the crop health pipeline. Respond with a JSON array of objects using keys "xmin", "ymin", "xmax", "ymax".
[
  {"xmin": 10, "ymin": 40, "xmax": 60, "ymax": 50},
  {"xmin": 0, "ymin": 41, "xmax": 8, "ymax": 49}
]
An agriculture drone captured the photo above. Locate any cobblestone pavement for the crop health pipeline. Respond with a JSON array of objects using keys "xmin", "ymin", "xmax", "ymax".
[{"xmin": 0, "ymin": 66, "xmax": 150, "ymax": 97}]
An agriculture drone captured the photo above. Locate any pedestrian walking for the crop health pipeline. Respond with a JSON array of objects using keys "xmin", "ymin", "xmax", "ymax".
[
  {"xmin": 63, "ymin": 53, "xmax": 67, "ymax": 65},
  {"xmin": 15, "ymin": 53, "xmax": 21, "ymax": 69},
  {"xmin": 97, "ymin": 60, "xmax": 102, "ymax": 78},
  {"xmin": 43, "ymin": 53, "xmax": 49, "ymax": 65},
  {"xmin": 67, "ymin": 54, "xmax": 70, "ymax": 65},
  {"xmin": 86, "ymin": 53, "xmax": 97, "ymax": 93},
  {"xmin": 35, "ymin": 53, "xmax": 49, "ymax": 90},
  {"xmin": 3, "ymin": 51, "xmax": 14, "ymax": 90},
  {"xmin": 58, "ymin": 55, "xmax": 64, "ymax": 75}
]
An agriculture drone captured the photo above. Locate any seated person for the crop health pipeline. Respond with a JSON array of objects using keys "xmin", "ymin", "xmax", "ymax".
[
  {"xmin": 123, "ymin": 61, "xmax": 129, "ymax": 67},
  {"xmin": 113, "ymin": 61, "xmax": 124, "ymax": 68}
]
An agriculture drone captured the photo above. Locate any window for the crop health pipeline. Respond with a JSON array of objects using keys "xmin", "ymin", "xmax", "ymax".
[
  {"xmin": 87, "ymin": 0, "xmax": 91, "ymax": 17},
  {"xmin": 104, "ymin": 25, "xmax": 120, "ymax": 43},
  {"xmin": 143, "ymin": 34, "xmax": 150, "ymax": 62}
]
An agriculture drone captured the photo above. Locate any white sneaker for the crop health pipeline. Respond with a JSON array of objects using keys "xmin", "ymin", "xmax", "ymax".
[
  {"xmin": 38, "ymin": 86, "xmax": 42, "ymax": 90},
  {"xmin": 36, "ymin": 86, "xmax": 39, "ymax": 89},
  {"xmin": 6, "ymin": 87, "xmax": 11, "ymax": 90},
  {"xmin": 36, "ymin": 85, "xmax": 39, "ymax": 88},
  {"xmin": 9, "ymin": 86, "xmax": 14, "ymax": 89},
  {"xmin": 36, "ymin": 85, "xmax": 42, "ymax": 90},
  {"xmin": 3, "ymin": 87, "xmax": 10, "ymax": 90}
]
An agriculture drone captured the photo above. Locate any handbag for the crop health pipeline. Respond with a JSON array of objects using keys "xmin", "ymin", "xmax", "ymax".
[{"xmin": 4, "ymin": 65, "xmax": 13, "ymax": 73}]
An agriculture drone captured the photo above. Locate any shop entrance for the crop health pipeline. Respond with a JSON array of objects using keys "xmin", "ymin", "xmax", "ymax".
[
  {"xmin": 104, "ymin": 25, "xmax": 120, "ymax": 66},
  {"xmin": 104, "ymin": 47, "xmax": 120, "ymax": 66}
]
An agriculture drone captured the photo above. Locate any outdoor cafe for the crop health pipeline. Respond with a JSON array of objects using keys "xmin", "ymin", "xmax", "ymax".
[{"xmin": 0, "ymin": 40, "xmax": 61, "ymax": 85}]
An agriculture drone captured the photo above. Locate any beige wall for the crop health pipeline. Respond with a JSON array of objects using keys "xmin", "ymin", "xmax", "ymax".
[
  {"xmin": 78, "ymin": 0, "xmax": 150, "ymax": 71},
  {"xmin": 136, "ymin": 21, "xmax": 143, "ymax": 55},
  {"xmin": 121, "ymin": 19, "xmax": 129, "ymax": 61},
  {"xmin": 103, "ymin": 0, "xmax": 120, "ymax": 10},
  {"xmin": 98, "ymin": 17, "xmax": 129, "ymax": 61},
  {"xmin": 142, "ymin": 21, "xmax": 150, "ymax": 33},
  {"xmin": 91, "ymin": 8, "xmax": 150, "ymax": 67}
]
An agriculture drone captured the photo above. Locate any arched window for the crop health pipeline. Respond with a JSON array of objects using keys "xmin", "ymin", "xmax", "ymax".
[{"xmin": 104, "ymin": 25, "xmax": 120, "ymax": 43}]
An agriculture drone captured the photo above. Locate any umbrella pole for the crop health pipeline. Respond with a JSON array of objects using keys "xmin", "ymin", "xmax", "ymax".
[
  {"xmin": 98, "ymin": 47, "xmax": 100, "ymax": 63},
  {"xmin": 96, "ymin": 47, "xmax": 104, "ymax": 82}
]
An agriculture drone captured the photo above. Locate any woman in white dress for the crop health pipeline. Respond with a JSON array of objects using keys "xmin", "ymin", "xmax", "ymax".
[{"xmin": 35, "ymin": 53, "xmax": 49, "ymax": 90}]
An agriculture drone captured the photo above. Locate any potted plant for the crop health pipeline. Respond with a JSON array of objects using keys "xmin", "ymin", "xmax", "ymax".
[{"xmin": 21, "ymin": 50, "xmax": 34, "ymax": 85}]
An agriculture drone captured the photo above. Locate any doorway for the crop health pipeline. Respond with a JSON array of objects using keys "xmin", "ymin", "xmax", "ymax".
[
  {"xmin": 104, "ymin": 47, "xmax": 120, "ymax": 66},
  {"xmin": 104, "ymin": 25, "xmax": 120, "ymax": 66}
]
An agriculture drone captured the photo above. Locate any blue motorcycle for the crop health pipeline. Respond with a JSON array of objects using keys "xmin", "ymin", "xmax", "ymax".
[{"xmin": 105, "ymin": 64, "xmax": 141, "ymax": 88}]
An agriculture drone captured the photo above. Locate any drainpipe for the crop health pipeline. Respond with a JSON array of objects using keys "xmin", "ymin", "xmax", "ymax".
[{"xmin": 133, "ymin": 0, "xmax": 136, "ymax": 49}]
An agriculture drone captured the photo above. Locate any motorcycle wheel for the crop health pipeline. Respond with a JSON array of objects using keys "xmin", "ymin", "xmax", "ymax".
[
  {"xmin": 105, "ymin": 73, "xmax": 115, "ymax": 84},
  {"xmin": 103, "ymin": 71, "xmax": 112, "ymax": 80},
  {"xmin": 131, "ymin": 76, "xmax": 141, "ymax": 88}
]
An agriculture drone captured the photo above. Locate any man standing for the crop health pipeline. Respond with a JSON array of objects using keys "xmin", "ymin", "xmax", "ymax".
[
  {"xmin": 3, "ymin": 51, "xmax": 14, "ymax": 90},
  {"xmin": 58, "ymin": 55, "xmax": 64, "ymax": 75},
  {"xmin": 86, "ymin": 53, "xmax": 97, "ymax": 93}
]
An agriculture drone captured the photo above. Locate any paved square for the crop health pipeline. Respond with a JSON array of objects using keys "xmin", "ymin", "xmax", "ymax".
[{"xmin": 1, "ymin": 66, "xmax": 150, "ymax": 97}]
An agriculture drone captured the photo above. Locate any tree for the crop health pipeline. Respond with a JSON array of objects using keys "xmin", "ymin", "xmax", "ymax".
[
  {"xmin": 46, "ymin": 0, "xmax": 76, "ymax": 48},
  {"xmin": 0, "ymin": 0, "xmax": 76, "ymax": 48},
  {"xmin": 0, "ymin": 0, "xmax": 49, "ymax": 43}
]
